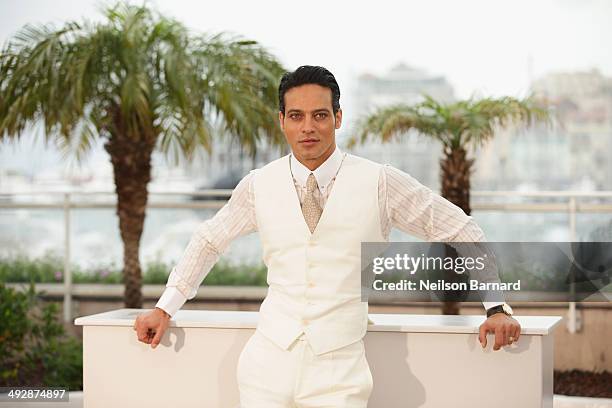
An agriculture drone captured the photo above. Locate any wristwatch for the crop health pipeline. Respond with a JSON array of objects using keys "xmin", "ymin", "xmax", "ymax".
[{"xmin": 486, "ymin": 303, "xmax": 513, "ymax": 318}]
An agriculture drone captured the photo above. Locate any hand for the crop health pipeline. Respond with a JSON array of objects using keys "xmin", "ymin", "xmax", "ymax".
[
  {"xmin": 133, "ymin": 307, "xmax": 171, "ymax": 349},
  {"xmin": 478, "ymin": 313, "xmax": 521, "ymax": 351}
]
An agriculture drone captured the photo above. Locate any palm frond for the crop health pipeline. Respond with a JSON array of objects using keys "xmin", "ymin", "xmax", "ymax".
[
  {"xmin": 0, "ymin": 1, "xmax": 286, "ymax": 164},
  {"xmin": 352, "ymin": 93, "xmax": 551, "ymax": 151}
]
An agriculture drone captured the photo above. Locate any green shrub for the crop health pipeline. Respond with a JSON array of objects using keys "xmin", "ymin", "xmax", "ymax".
[
  {"xmin": 142, "ymin": 260, "xmax": 172, "ymax": 284},
  {"xmin": 204, "ymin": 261, "xmax": 268, "ymax": 286},
  {"xmin": 0, "ymin": 282, "xmax": 83, "ymax": 390},
  {"xmin": 0, "ymin": 253, "xmax": 268, "ymax": 286},
  {"xmin": 0, "ymin": 253, "xmax": 72, "ymax": 283}
]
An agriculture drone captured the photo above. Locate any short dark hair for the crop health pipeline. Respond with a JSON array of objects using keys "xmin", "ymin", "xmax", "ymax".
[{"xmin": 278, "ymin": 65, "xmax": 341, "ymax": 115}]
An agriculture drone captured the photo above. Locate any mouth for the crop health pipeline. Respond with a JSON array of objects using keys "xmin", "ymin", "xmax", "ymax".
[{"xmin": 299, "ymin": 138, "xmax": 319, "ymax": 146}]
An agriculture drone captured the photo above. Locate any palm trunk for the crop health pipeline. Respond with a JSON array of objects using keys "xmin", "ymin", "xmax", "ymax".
[
  {"xmin": 439, "ymin": 146, "xmax": 475, "ymax": 315},
  {"xmin": 104, "ymin": 126, "xmax": 154, "ymax": 309},
  {"xmin": 440, "ymin": 146, "xmax": 474, "ymax": 215}
]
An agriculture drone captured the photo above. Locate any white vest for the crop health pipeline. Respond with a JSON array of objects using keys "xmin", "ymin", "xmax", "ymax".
[{"xmin": 252, "ymin": 153, "xmax": 385, "ymax": 355}]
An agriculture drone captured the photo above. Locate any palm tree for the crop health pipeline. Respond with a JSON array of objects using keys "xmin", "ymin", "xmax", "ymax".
[
  {"xmin": 0, "ymin": 2, "xmax": 285, "ymax": 308},
  {"xmin": 350, "ymin": 94, "xmax": 550, "ymax": 314}
]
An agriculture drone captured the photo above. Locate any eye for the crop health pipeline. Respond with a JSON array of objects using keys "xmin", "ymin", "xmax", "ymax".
[
  {"xmin": 314, "ymin": 112, "xmax": 328, "ymax": 120},
  {"xmin": 289, "ymin": 113, "xmax": 302, "ymax": 120}
]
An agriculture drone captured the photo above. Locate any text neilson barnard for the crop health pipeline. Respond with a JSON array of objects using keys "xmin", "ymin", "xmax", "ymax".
[{"xmin": 372, "ymin": 279, "xmax": 521, "ymax": 291}]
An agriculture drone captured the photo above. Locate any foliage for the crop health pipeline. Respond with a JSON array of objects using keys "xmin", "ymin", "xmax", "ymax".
[
  {"xmin": 0, "ymin": 282, "xmax": 83, "ymax": 390},
  {"xmin": 0, "ymin": 1, "xmax": 285, "ymax": 163},
  {"xmin": 0, "ymin": 253, "xmax": 268, "ymax": 286},
  {"xmin": 0, "ymin": 1, "xmax": 286, "ymax": 307},
  {"xmin": 349, "ymin": 94, "xmax": 550, "ymax": 150}
]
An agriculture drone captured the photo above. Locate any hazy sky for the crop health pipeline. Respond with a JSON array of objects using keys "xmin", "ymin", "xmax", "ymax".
[{"xmin": 1, "ymin": 0, "xmax": 611, "ymax": 174}]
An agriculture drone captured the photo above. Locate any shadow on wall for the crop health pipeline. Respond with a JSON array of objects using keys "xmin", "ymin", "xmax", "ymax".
[{"xmin": 366, "ymin": 332, "xmax": 426, "ymax": 407}]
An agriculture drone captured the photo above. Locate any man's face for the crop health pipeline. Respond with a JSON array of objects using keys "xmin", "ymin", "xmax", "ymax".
[{"xmin": 279, "ymin": 83, "xmax": 342, "ymax": 170}]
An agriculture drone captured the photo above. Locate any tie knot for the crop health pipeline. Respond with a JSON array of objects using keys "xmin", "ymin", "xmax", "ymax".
[{"xmin": 306, "ymin": 173, "xmax": 318, "ymax": 194}]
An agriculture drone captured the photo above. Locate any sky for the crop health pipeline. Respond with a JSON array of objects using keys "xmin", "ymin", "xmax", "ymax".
[{"xmin": 1, "ymin": 0, "xmax": 611, "ymax": 175}]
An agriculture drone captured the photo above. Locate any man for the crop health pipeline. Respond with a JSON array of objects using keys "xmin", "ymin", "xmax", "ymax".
[{"xmin": 134, "ymin": 65, "xmax": 521, "ymax": 407}]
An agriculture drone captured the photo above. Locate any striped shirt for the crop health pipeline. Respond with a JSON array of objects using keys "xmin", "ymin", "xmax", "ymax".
[{"xmin": 156, "ymin": 146, "xmax": 503, "ymax": 316}]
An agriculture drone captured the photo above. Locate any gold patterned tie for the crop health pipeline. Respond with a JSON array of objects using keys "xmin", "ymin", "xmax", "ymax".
[{"xmin": 302, "ymin": 173, "xmax": 322, "ymax": 233}]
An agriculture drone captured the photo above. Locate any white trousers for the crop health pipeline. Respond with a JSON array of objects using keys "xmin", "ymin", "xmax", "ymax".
[{"xmin": 237, "ymin": 330, "xmax": 373, "ymax": 408}]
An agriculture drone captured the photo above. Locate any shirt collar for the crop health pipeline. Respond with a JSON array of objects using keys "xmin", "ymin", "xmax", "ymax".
[{"xmin": 290, "ymin": 145, "xmax": 343, "ymax": 192}]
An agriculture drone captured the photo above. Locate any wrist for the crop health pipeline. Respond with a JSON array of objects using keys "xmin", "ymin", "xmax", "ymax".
[
  {"xmin": 155, "ymin": 307, "xmax": 171, "ymax": 319},
  {"xmin": 486, "ymin": 303, "xmax": 513, "ymax": 318}
]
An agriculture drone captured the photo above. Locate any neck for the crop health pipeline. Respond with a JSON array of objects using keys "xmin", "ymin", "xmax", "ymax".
[{"xmin": 295, "ymin": 144, "xmax": 336, "ymax": 171}]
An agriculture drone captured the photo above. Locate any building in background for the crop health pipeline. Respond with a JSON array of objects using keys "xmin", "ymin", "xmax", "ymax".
[
  {"xmin": 183, "ymin": 133, "xmax": 285, "ymax": 192},
  {"xmin": 346, "ymin": 63, "xmax": 455, "ymax": 189},
  {"xmin": 473, "ymin": 68, "xmax": 612, "ymax": 191},
  {"xmin": 347, "ymin": 64, "xmax": 612, "ymax": 192},
  {"xmin": 531, "ymin": 69, "xmax": 612, "ymax": 190},
  {"xmin": 470, "ymin": 119, "xmax": 572, "ymax": 192}
]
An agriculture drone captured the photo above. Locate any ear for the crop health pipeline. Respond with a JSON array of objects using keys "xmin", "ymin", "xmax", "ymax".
[
  {"xmin": 335, "ymin": 109, "xmax": 343, "ymax": 129},
  {"xmin": 279, "ymin": 111, "xmax": 285, "ymax": 132}
]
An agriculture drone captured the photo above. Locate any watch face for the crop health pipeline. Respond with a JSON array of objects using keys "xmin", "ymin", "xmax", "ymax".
[{"xmin": 502, "ymin": 303, "xmax": 513, "ymax": 315}]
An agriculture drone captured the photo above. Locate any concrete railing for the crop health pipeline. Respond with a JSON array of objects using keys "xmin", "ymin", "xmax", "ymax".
[{"xmin": 75, "ymin": 308, "xmax": 562, "ymax": 408}]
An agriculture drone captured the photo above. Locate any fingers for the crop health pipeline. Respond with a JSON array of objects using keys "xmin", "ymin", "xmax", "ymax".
[
  {"xmin": 512, "ymin": 324, "xmax": 521, "ymax": 343},
  {"xmin": 494, "ymin": 325, "xmax": 505, "ymax": 351},
  {"xmin": 151, "ymin": 327, "xmax": 164, "ymax": 349},
  {"xmin": 478, "ymin": 323, "xmax": 488, "ymax": 348},
  {"xmin": 501, "ymin": 321, "xmax": 521, "ymax": 347},
  {"xmin": 480, "ymin": 318, "xmax": 522, "ymax": 351},
  {"xmin": 137, "ymin": 327, "xmax": 152, "ymax": 344},
  {"xmin": 133, "ymin": 313, "xmax": 168, "ymax": 349},
  {"xmin": 134, "ymin": 317, "xmax": 148, "ymax": 343},
  {"xmin": 504, "ymin": 325, "xmax": 512, "ymax": 346},
  {"xmin": 134, "ymin": 315, "xmax": 154, "ymax": 344}
]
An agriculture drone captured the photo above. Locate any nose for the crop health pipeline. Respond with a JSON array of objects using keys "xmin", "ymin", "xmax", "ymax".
[{"xmin": 301, "ymin": 115, "xmax": 315, "ymax": 134}]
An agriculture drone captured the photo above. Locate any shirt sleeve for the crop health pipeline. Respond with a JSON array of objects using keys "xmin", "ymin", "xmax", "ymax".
[
  {"xmin": 155, "ymin": 170, "xmax": 258, "ymax": 317},
  {"xmin": 382, "ymin": 164, "xmax": 505, "ymax": 311}
]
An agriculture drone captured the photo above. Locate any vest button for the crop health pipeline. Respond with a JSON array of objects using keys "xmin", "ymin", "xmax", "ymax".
[
  {"xmin": 307, "ymin": 282, "xmax": 314, "ymax": 288},
  {"xmin": 302, "ymin": 318, "xmax": 309, "ymax": 325}
]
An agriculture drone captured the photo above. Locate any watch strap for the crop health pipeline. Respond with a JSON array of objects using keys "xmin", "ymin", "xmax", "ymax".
[{"xmin": 486, "ymin": 304, "xmax": 507, "ymax": 318}]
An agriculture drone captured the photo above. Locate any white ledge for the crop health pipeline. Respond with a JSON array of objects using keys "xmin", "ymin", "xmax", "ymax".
[{"xmin": 74, "ymin": 308, "xmax": 562, "ymax": 335}]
